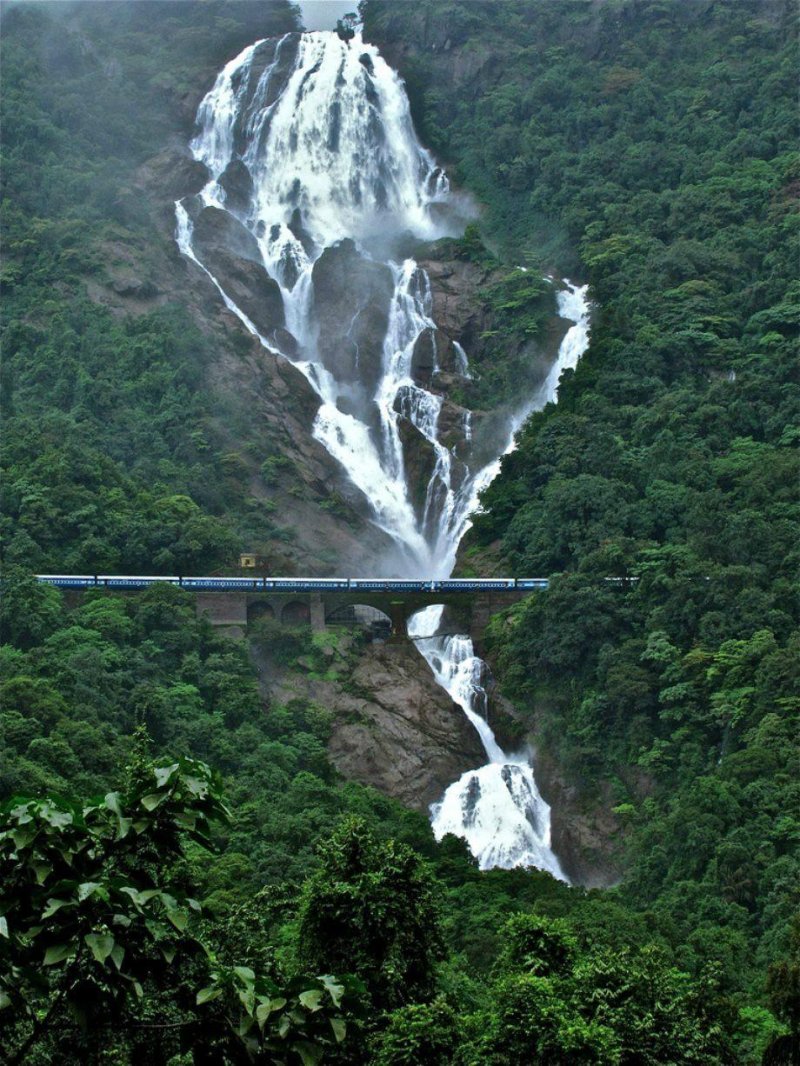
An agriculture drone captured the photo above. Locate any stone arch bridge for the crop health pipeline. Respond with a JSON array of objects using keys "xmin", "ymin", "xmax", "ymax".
[{"xmin": 195, "ymin": 587, "xmax": 531, "ymax": 645}]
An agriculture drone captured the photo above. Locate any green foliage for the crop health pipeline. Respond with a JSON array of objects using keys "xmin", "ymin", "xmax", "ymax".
[
  {"xmin": 0, "ymin": 751, "xmax": 352, "ymax": 1065},
  {"xmin": 297, "ymin": 818, "xmax": 445, "ymax": 1011},
  {"xmin": 0, "ymin": 0, "xmax": 306, "ymax": 574},
  {"xmin": 459, "ymin": 914, "xmax": 734, "ymax": 1065},
  {"xmin": 363, "ymin": 0, "xmax": 800, "ymax": 1030},
  {"xmin": 370, "ymin": 999, "xmax": 460, "ymax": 1065}
]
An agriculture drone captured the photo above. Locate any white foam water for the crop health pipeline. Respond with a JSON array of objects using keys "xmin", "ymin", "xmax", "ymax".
[
  {"xmin": 408, "ymin": 606, "xmax": 567, "ymax": 877},
  {"xmin": 176, "ymin": 27, "xmax": 591, "ymax": 874}
]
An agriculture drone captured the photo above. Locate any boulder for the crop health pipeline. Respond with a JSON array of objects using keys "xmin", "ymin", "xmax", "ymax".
[
  {"xmin": 327, "ymin": 643, "xmax": 487, "ymax": 811},
  {"xmin": 410, "ymin": 326, "xmax": 437, "ymax": 385},
  {"xmin": 396, "ymin": 416, "xmax": 439, "ymax": 525},
  {"xmin": 192, "ymin": 205, "xmax": 261, "ymax": 262},
  {"xmin": 218, "ymin": 159, "xmax": 254, "ymax": 215},
  {"xmin": 311, "ymin": 238, "xmax": 394, "ymax": 399},
  {"xmin": 192, "ymin": 206, "xmax": 285, "ymax": 334}
]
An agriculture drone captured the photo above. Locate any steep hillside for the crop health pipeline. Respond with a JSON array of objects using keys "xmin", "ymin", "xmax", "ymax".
[
  {"xmin": 363, "ymin": 0, "xmax": 800, "ymax": 1003},
  {"xmin": 0, "ymin": 0, "xmax": 406, "ymax": 573}
]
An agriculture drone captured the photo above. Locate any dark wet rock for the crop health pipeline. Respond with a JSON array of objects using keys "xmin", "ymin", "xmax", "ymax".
[
  {"xmin": 288, "ymin": 207, "xmax": 315, "ymax": 256},
  {"xmin": 418, "ymin": 257, "xmax": 493, "ymax": 351},
  {"xmin": 137, "ymin": 148, "xmax": 209, "ymax": 203},
  {"xmin": 311, "ymin": 238, "xmax": 393, "ymax": 399},
  {"xmin": 410, "ymin": 326, "xmax": 437, "ymax": 385},
  {"xmin": 267, "ymin": 326, "xmax": 299, "ymax": 358},
  {"xmin": 261, "ymin": 641, "xmax": 486, "ymax": 813},
  {"xmin": 193, "ymin": 205, "xmax": 261, "ymax": 262},
  {"xmin": 396, "ymin": 417, "xmax": 438, "ymax": 525},
  {"xmin": 191, "ymin": 207, "xmax": 285, "ymax": 334},
  {"xmin": 218, "ymin": 159, "xmax": 254, "ymax": 215}
]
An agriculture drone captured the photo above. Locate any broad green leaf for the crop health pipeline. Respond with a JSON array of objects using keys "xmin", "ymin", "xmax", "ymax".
[
  {"xmin": 330, "ymin": 1017, "xmax": 346, "ymax": 1042},
  {"xmin": 154, "ymin": 763, "xmax": 179, "ymax": 788},
  {"xmin": 140, "ymin": 793, "xmax": 163, "ymax": 812},
  {"xmin": 0, "ymin": 991, "xmax": 11, "ymax": 1010},
  {"xmin": 42, "ymin": 898, "xmax": 71, "ymax": 918},
  {"xmin": 32, "ymin": 862, "xmax": 52, "ymax": 884},
  {"xmin": 0, "ymin": 917, "xmax": 8, "ymax": 938},
  {"xmin": 85, "ymin": 932, "xmax": 115, "ymax": 964},
  {"xmin": 256, "ymin": 999, "xmax": 275, "ymax": 1028},
  {"xmin": 41, "ymin": 806, "xmax": 73, "ymax": 829},
  {"xmin": 165, "ymin": 907, "xmax": 188, "ymax": 932},
  {"xmin": 298, "ymin": 988, "xmax": 323, "ymax": 1011},
  {"xmin": 161, "ymin": 945, "xmax": 176, "ymax": 964},
  {"xmin": 320, "ymin": 975, "xmax": 345, "ymax": 1008},
  {"xmin": 115, "ymin": 817, "xmax": 132, "ymax": 838},
  {"xmin": 183, "ymin": 775, "xmax": 208, "ymax": 797},
  {"xmin": 294, "ymin": 1040, "xmax": 324, "ymax": 1066},
  {"xmin": 110, "ymin": 944, "xmax": 125, "ymax": 970},
  {"xmin": 44, "ymin": 943, "xmax": 72, "ymax": 966},
  {"xmin": 78, "ymin": 881, "xmax": 103, "ymax": 902},
  {"xmin": 234, "ymin": 966, "xmax": 256, "ymax": 984},
  {"xmin": 196, "ymin": 986, "xmax": 222, "ymax": 1005}
]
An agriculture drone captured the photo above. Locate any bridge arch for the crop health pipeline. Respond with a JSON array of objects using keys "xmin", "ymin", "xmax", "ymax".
[
  {"xmin": 281, "ymin": 600, "xmax": 311, "ymax": 625},
  {"xmin": 247, "ymin": 601, "xmax": 275, "ymax": 625},
  {"xmin": 326, "ymin": 603, "xmax": 392, "ymax": 639}
]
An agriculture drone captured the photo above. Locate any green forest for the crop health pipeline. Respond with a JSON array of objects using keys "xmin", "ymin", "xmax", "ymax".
[{"xmin": 2, "ymin": 0, "xmax": 799, "ymax": 1063}]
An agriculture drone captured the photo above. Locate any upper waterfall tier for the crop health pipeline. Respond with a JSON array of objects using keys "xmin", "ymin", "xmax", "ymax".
[
  {"xmin": 178, "ymin": 29, "xmax": 588, "ymax": 577},
  {"xmin": 192, "ymin": 32, "xmax": 451, "ymax": 256}
]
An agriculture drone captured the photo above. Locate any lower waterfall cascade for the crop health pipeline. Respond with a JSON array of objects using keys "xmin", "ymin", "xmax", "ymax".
[
  {"xmin": 408, "ymin": 606, "xmax": 567, "ymax": 879},
  {"xmin": 176, "ymin": 27, "xmax": 590, "ymax": 873}
]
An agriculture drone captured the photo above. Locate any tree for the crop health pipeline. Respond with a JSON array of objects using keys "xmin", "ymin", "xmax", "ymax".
[
  {"xmin": 0, "ymin": 745, "xmax": 351, "ymax": 1064},
  {"xmin": 296, "ymin": 818, "xmax": 445, "ymax": 1011},
  {"xmin": 764, "ymin": 914, "xmax": 800, "ymax": 1065}
]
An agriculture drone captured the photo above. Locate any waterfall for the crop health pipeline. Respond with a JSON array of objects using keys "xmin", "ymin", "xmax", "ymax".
[
  {"xmin": 176, "ymin": 28, "xmax": 591, "ymax": 874},
  {"xmin": 406, "ymin": 285, "xmax": 589, "ymax": 879},
  {"xmin": 408, "ymin": 606, "xmax": 567, "ymax": 878}
]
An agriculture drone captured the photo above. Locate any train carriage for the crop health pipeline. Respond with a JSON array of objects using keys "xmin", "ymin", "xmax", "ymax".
[
  {"xmin": 98, "ymin": 575, "xmax": 181, "ymax": 589},
  {"xmin": 180, "ymin": 576, "xmax": 263, "ymax": 590},
  {"xmin": 438, "ymin": 578, "xmax": 517, "ymax": 591},
  {"xmin": 266, "ymin": 578, "xmax": 350, "ymax": 591},
  {"xmin": 36, "ymin": 574, "xmax": 96, "ymax": 588},
  {"xmin": 515, "ymin": 578, "xmax": 550, "ymax": 590},
  {"xmin": 349, "ymin": 579, "xmax": 436, "ymax": 592}
]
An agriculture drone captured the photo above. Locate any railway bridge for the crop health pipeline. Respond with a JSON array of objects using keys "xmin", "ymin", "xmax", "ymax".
[{"xmin": 36, "ymin": 575, "xmax": 548, "ymax": 645}]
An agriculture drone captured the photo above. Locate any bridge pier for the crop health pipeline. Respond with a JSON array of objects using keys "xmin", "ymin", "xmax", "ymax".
[
  {"xmin": 196, "ymin": 591, "xmax": 248, "ymax": 637},
  {"xmin": 388, "ymin": 600, "xmax": 407, "ymax": 641},
  {"xmin": 310, "ymin": 594, "xmax": 326, "ymax": 632}
]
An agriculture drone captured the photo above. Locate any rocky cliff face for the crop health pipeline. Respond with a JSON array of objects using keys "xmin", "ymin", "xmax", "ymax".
[
  {"xmin": 85, "ymin": 144, "xmax": 398, "ymax": 573},
  {"xmin": 256, "ymin": 636, "xmax": 486, "ymax": 813}
]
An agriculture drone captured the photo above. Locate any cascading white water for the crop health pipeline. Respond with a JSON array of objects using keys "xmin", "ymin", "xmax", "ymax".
[
  {"xmin": 177, "ymin": 27, "xmax": 591, "ymax": 874},
  {"xmin": 177, "ymin": 29, "xmax": 528, "ymax": 574},
  {"xmin": 406, "ymin": 283, "xmax": 589, "ymax": 878},
  {"xmin": 408, "ymin": 606, "xmax": 567, "ymax": 878}
]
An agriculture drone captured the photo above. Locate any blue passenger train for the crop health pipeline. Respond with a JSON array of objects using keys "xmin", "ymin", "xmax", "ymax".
[{"xmin": 35, "ymin": 575, "xmax": 553, "ymax": 592}]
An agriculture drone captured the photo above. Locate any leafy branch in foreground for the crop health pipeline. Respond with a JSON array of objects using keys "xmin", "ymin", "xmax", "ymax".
[{"xmin": 0, "ymin": 748, "xmax": 352, "ymax": 1064}]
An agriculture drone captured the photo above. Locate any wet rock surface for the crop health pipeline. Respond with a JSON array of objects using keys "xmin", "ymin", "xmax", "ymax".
[
  {"xmin": 311, "ymin": 239, "xmax": 394, "ymax": 399},
  {"xmin": 190, "ymin": 206, "xmax": 286, "ymax": 335},
  {"xmin": 263, "ymin": 641, "xmax": 487, "ymax": 812}
]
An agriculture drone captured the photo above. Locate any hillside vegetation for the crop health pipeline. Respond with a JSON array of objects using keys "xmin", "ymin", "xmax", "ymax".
[
  {"xmin": 1, "ymin": 0, "xmax": 798, "ymax": 1062},
  {"xmin": 364, "ymin": 0, "xmax": 800, "ymax": 1028}
]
